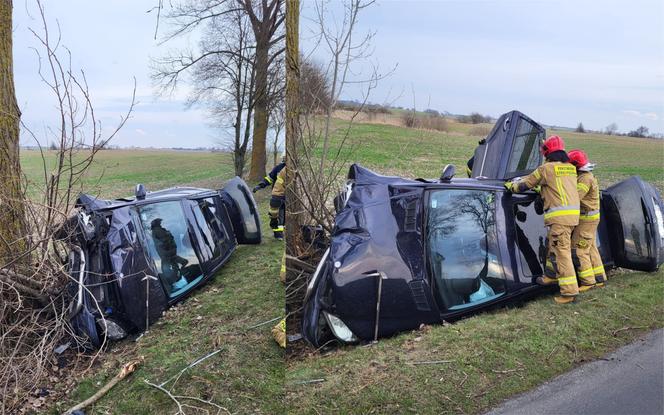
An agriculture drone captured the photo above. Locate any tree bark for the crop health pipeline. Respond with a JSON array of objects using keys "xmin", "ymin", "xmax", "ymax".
[
  {"xmin": 284, "ymin": 0, "xmax": 302, "ymax": 334},
  {"xmin": 0, "ymin": 0, "xmax": 25, "ymax": 264},
  {"xmin": 248, "ymin": 32, "xmax": 270, "ymax": 182}
]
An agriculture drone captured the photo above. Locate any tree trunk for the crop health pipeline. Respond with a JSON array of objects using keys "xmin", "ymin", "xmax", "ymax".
[
  {"xmin": 0, "ymin": 0, "xmax": 25, "ymax": 264},
  {"xmin": 285, "ymin": 0, "xmax": 302, "ymax": 333},
  {"xmin": 248, "ymin": 33, "xmax": 269, "ymax": 182}
]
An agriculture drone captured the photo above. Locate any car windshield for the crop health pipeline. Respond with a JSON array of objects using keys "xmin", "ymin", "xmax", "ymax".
[
  {"xmin": 426, "ymin": 189, "xmax": 505, "ymax": 311},
  {"xmin": 137, "ymin": 201, "xmax": 204, "ymax": 298}
]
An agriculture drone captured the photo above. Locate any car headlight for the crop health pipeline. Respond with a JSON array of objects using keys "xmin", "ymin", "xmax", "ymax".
[{"xmin": 323, "ymin": 312, "xmax": 358, "ymax": 343}]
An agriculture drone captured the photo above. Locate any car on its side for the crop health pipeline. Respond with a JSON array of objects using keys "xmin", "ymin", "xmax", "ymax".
[
  {"xmin": 302, "ymin": 110, "xmax": 664, "ymax": 347},
  {"xmin": 60, "ymin": 177, "xmax": 261, "ymax": 347}
]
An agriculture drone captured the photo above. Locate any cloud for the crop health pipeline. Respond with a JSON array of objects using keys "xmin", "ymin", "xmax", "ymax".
[
  {"xmin": 622, "ymin": 110, "xmax": 659, "ymax": 120},
  {"xmin": 135, "ymin": 128, "xmax": 147, "ymax": 136}
]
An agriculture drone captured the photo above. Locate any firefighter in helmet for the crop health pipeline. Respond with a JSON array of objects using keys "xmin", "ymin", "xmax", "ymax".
[
  {"xmin": 568, "ymin": 149, "xmax": 606, "ymax": 288},
  {"xmin": 504, "ymin": 135, "xmax": 580, "ymax": 304},
  {"xmin": 253, "ymin": 156, "xmax": 286, "ymax": 240}
]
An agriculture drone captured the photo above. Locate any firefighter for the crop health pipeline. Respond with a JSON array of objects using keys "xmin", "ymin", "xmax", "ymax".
[
  {"xmin": 504, "ymin": 135, "xmax": 580, "ymax": 304},
  {"xmin": 253, "ymin": 158, "xmax": 286, "ymax": 240},
  {"xmin": 568, "ymin": 149, "xmax": 606, "ymax": 288}
]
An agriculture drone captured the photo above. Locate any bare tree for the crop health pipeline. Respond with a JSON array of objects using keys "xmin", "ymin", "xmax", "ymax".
[
  {"xmin": 575, "ymin": 122, "xmax": 585, "ymax": 133},
  {"xmin": 314, "ymin": 0, "xmax": 376, "ymax": 173},
  {"xmin": 299, "ymin": 55, "xmax": 331, "ymax": 113},
  {"xmin": 605, "ymin": 122, "xmax": 618, "ymax": 135},
  {"xmin": 285, "ymin": 0, "xmax": 387, "ymax": 327},
  {"xmin": 184, "ymin": 9, "xmax": 257, "ymax": 176},
  {"xmin": 153, "ymin": 0, "xmax": 285, "ymax": 182},
  {"xmin": 0, "ymin": 0, "xmax": 27, "ymax": 263},
  {"xmin": 0, "ymin": 2, "xmax": 134, "ymax": 410},
  {"xmin": 628, "ymin": 125, "xmax": 649, "ymax": 138},
  {"xmin": 284, "ymin": 0, "xmax": 303, "ymax": 342},
  {"xmin": 269, "ymin": 94, "xmax": 285, "ymax": 165}
]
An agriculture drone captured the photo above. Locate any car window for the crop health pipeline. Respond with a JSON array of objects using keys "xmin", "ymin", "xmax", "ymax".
[
  {"xmin": 137, "ymin": 201, "xmax": 203, "ymax": 298},
  {"xmin": 189, "ymin": 197, "xmax": 229, "ymax": 262},
  {"xmin": 426, "ymin": 189, "xmax": 505, "ymax": 311},
  {"xmin": 513, "ymin": 200, "xmax": 547, "ymax": 278},
  {"xmin": 506, "ymin": 117, "xmax": 543, "ymax": 177}
]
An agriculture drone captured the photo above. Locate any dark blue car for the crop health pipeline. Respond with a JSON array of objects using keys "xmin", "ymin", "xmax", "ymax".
[
  {"xmin": 302, "ymin": 111, "xmax": 664, "ymax": 347},
  {"xmin": 62, "ymin": 177, "xmax": 261, "ymax": 347}
]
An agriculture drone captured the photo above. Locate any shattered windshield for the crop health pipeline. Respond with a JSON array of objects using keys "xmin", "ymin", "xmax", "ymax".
[
  {"xmin": 426, "ymin": 189, "xmax": 505, "ymax": 311},
  {"xmin": 137, "ymin": 201, "xmax": 203, "ymax": 298}
]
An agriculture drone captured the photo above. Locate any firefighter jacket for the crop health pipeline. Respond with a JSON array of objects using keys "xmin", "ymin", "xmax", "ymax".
[
  {"xmin": 271, "ymin": 167, "xmax": 286, "ymax": 198},
  {"xmin": 255, "ymin": 162, "xmax": 285, "ymax": 190},
  {"xmin": 514, "ymin": 161, "xmax": 580, "ymax": 226},
  {"xmin": 577, "ymin": 171, "xmax": 600, "ymax": 222}
]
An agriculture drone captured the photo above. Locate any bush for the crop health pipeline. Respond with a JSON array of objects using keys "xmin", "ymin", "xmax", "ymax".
[
  {"xmin": 458, "ymin": 112, "xmax": 492, "ymax": 124},
  {"xmin": 400, "ymin": 112, "xmax": 449, "ymax": 132},
  {"xmin": 401, "ymin": 111, "xmax": 418, "ymax": 128},
  {"xmin": 468, "ymin": 125, "xmax": 491, "ymax": 137},
  {"xmin": 628, "ymin": 126, "xmax": 650, "ymax": 138},
  {"xmin": 419, "ymin": 114, "xmax": 449, "ymax": 132}
]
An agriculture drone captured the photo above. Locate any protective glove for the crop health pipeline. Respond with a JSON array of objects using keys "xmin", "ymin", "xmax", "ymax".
[
  {"xmin": 504, "ymin": 181, "xmax": 515, "ymax": 192},
  {"xmin": 252, "ymin": 185, "xmax": 260, "ymax": 193}
]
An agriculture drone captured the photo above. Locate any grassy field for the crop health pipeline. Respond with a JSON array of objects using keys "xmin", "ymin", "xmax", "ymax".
[
  {"xmin": 286, "ymin": 115, "xmax": 664, "ymax": 414},
  {"xmin": 19, "ymin": 150, "xmax": 285, "ymax": 414},
  {"xmin": 21, "ymin": 149, "xmax": 236, "ymax": 199}
]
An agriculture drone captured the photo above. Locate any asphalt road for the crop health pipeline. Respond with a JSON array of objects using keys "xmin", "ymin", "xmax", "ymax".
[{"xmin": 486, "ymin": 329, "xmax": 664, "ymax": 415}]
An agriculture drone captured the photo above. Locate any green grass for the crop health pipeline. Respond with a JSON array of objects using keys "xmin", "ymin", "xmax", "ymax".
[
  {"xmin": 21, "ymin": 149, "xmax": 236, "ymax": 199},
  {"xmin": 286, "ymin": 116, "xmax": 664, "ymax": 414},
  {"xmin": 318, "ymin": 117, "xmax": 664, "ymax": 193},
  {"xmin": 18, "ymin": 150, "xmax": 285, "ymax": 414},
  {"xmin": 287, "ymin": 269, "xmax": 664, "ymax": 414}
]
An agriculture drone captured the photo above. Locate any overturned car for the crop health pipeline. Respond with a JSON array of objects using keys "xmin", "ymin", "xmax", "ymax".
[
  {"xmin": 302, "ymin": 110, "xmax": 664, "ymax": 347},
  {"xmin": 61, "ymin": 177, "xmax": 261, "ymax": 346}
]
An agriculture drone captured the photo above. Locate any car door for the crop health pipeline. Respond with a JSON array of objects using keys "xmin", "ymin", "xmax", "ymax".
[
  {"xmin": 601, "ymin": 177, "xmax": 664, "ymax": 271},
  {"xmin": 219, "ymin": 177, "xmax": 262, "ymax": 244},
  {"xmin": 470, "ymin": 110, "xmax": 545, "ymax": 180}
]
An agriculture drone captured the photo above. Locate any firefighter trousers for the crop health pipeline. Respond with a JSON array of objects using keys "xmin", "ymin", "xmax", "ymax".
[
  {"xmin": 546, "ymin": 223, "xmax": 579, "ymax": 297},
  {"xmin": 269, "ymin": 195, "xmax": 285, "ymax": 238},
  {"xmin": 572, "ymin": 220, "xmax": 606, "ymax": 284}
]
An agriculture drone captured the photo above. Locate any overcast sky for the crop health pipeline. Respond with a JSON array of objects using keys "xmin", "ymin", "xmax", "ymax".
[
  {"xmin": 13, "ymin": 1, "xmax": 218, "ymax": 148},
  {"xmin": 301, "ymin": 0, "xmax": 664, "ymax": 135}
]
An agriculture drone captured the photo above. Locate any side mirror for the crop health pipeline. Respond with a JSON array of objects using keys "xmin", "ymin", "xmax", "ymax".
[
  {"xmin": 135, "ymin": 184, "xmax": 147, "ymax": 200},
  {"xmin": 439, "ymin": 164, "xmax": 456, "ymax": 182}
]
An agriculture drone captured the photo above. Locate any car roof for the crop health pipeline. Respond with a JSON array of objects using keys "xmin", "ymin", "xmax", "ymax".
[{"xmin": 79, "ymin": 186, "xmax": 217, "ymax": 211}]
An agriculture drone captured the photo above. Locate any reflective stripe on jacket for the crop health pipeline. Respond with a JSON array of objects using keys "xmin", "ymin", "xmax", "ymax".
[
  {"xmin": 577, "ymin": 171, "xmax": 600, "ymax": 222},
  {"xmin": 515, "ymin": 161, "xmax": 580, "ymax": 226},
  {"xmin": 271, "ymin": 167, "xmax": 286, "ymax": 198},
  {"xmin": 256, "ymin": 162, "xmax": 286, "ymax": 190}
]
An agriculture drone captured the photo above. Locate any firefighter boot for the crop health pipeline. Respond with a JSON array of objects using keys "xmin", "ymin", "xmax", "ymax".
[
  {"xmin": 578, "ymin": 284, "xmax": 595, "ymax": 293},
  {"xmin": 536, "ymin": 276, "xmax": 558, "ymax": 286},
  {"xmin": 554, "ymin": 295, "xmax": 576, "ymax": 304}
]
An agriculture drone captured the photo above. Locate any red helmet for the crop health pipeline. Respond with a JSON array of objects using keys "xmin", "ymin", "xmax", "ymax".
[
  {"xmin": 568, "ymin": 149, "xmax": 589, "ymax": 168},
  {"xmin": 541, "ymin": 135, "xmax": 565, "ymax": 156}
]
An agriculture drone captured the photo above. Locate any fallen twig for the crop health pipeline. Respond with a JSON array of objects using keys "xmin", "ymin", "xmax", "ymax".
[
  {"xmin": 546, "ymin": 346, "xmax": 558, "ymax": 361},
  {"xmin": 286, "ymin": 255, "xmax": 316, "ymax": 273},
  {"xmin": 612, "ymin": 326, "xmax": 648, "ymax": 336},
  {"xmin": 410, "ymin": 360, "xmax": 454, "ymax": 365},
  {"xmin": 491, "ymin": 368, "xmax": 524, "ymax": 374},
  {"xmin": 64, "ymin": 358, "xmax": 142, "ymax": 414},
  {"xmin": 160, "ymin": 348, "xmax": 224, "ymax": 388},
  {"xmin": 458, "ymin": 371, "xmax": 468, "ymax": 388},
  {"xmin": 293, "ymin": 378, "xmax": 326, "ymax": 385},
  {"xmin": 247, "ymin": 316, "xmax": 282, "ymax": 330}
]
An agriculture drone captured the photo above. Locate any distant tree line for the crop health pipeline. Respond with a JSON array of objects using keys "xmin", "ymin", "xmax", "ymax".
[{"xmin": 572, "ymin": 121, "xmax": 661, "ymax": 139}]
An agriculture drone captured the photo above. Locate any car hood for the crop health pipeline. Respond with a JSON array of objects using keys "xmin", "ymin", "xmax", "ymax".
[{"xmin": 303, "ymin": 165, "xmax": 441, "ymax": 345}]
